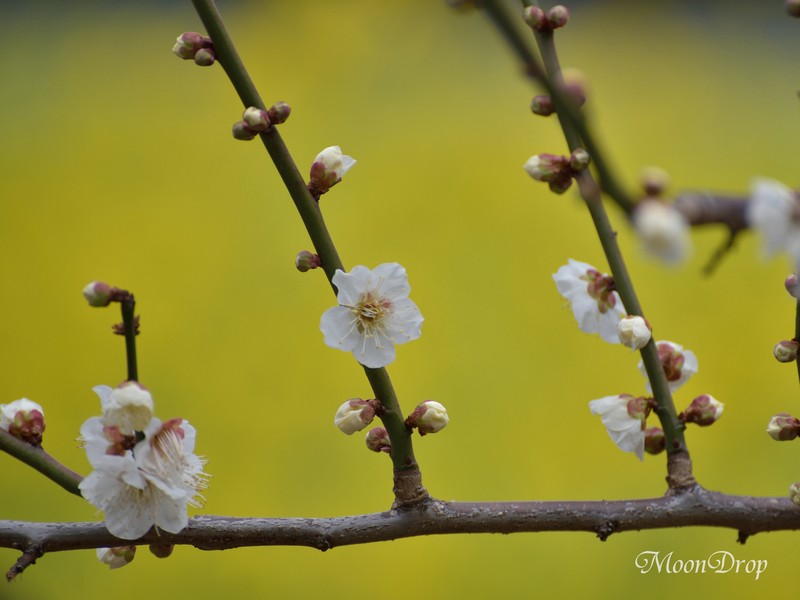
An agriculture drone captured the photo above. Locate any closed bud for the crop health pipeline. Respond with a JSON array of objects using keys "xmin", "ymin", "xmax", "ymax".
[
  {"xmin": 766, "ymin": 412, "xmax": 800, "ymax": 441},
  {"xmin": 786, "ymin": 273, "xmax": 800, "ymax": 298},
  {"xmin": 679, "ymin": 394, "xmax": 724, "ymax": 426},
  {"xmin": 193, "ymin": 47, "xmax": 216, "ymax": 66},
  {"xmin": 530, "ymin": 95, "xmax": 554, "ymax": 116},
  {"xmin": 295, "ymin": 250, "xmax": 321, "ymax": 272},
  {"xmin": 569, "ymin": 148, "xmax": 591, "ymax": 172},
  {"xmin": 172, "ymin": 32, "xmax": 210, "ymax": 60},
  {"xmin": 365, "ymin": 427, "xmax": 391, "ymax": 453},
  {"xmin": 548, "ymin": 177, "xmax": 573, "ymax": 194},
  {"xmin": 242, "ymin": 107, "xmax": 271, "ymax": 132},
  {"xmin": 522, "ymin": 6, "xmax": 547, "ymax": 29},
  {"xmin": 334, "ymin": 399, "xmax": 376, "ymax": 435},
  {"xmin": 232, "ymin": 120, "xmax": 257, "ymax": 141},
  {"xmin": 640, "ymin": 166, "xmax": 670, "ymax": 198},
  {"xmin": 790, "ymin": 482, "xmax": 800, "ymax": 506},
  {"xmin": 149, "ymin": 544, "xmax": 175, "ymax": 559},
  {"xmin": 97, "ymin": 382, "xmax": 154, "ymax": 435},
  {"xmin": 617, "ymin": 315, "xmax": 652, "ymax": 351},
  {"xmin": 406, "ymin": 400, "xmax": 449, "ymax": 436},
  {"xmin": 97, "ymin": 546, "xmax": 136, "ymax": 569},
  {"xmin": 561, "ymin": 68, "xmax": 588, "ymax": 108},
  {"xmin": 308, "ymin": 146, "xmax": 357, "ymax": 196},
  {"xmin": 83, "ymin": 281, "xmax": 113, "ymax": 307},
  {"xmin": 774, "ymin": 339, "xmax": 800, "ymax": 363},
  {"xmin": 644, "ymin": 427, "xmax": 665, "ymax": 455},
  {"xmin": 547, "ymin": 5, "xmax": 570, "ymax": 29},
  {"xmin": 523, "ymin": 153, "xmax": 569, "ymax": 183},
  {"xmin": 0, "ymin": 398, "xmax": 45, "ymax": 446},
  {"xmin": 268, "ymin": 102, "xmax": 292, "ymax": 124}
]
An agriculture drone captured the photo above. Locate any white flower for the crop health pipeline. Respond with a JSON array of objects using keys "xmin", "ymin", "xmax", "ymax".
[
  {"xmin": 552, "ymin": 259, "xmax": 626, "ymax": 343},
  {"xmin": 334, "ymin": 399, "xmax": 375, "ymax": 435},
  {"xmin": 79, "ymin": 417, "xmax": 207, "ymax": 540},
  {"xmin": 589, "ymin": 395, "xmax": 647, "ymax": 461},
  {"xmin": 0, "ymin": 398, "xmax": 45, "ymax": 445},
  {"xmin": 93, "ymin": 382, "xmax": 154, "ymax": 435},
  {"xmin": 747, "ymin": 177, "xmax": 800, "ymax": 265},
  {"xmin": 416, "ymin": 400, "xmax": 449, "ymax": 435},
  {"xmin": 313, "ymin": 146, "xmax": 356, "ymax": 180},
  {"xmin": 96, "ymin": 546, "xmax": 135, "ymax": 569},
  {"xmin": 637, "ymin": 340, "xmax": 698, "ymax": 393},
  {"xmin": 321, "ymin": 263, "xmax": 423, "ymax": 368},
  {"xmin": 0, "ymin": 398, "xmax": 43, "ymax": 431},
  {"xmin": 633, "ymin": 200, "xmax": 690, "ymax": 263},
  {"xmin": 617, "ymin": 315, "xmax": 651, "ymax": 351}
]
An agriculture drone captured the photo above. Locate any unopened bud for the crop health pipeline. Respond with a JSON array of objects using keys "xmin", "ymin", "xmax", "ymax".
[
  {"xmin": 569, "ymin": 148, "xmax": 591, "ymax": 172},
  {"xmin": 242, "ymin": 107, "xmax": 271, "ymax": 132},
  {"xmin": 640, "ymin": 166, "xmax": 670, "ymax": 198},
  {"xmin": 295, "ymin": 250, "xmax": 321, "ymax": 272},
  {"xmin": 365, "ymin": 427, "xmax": 391, "ymax": 453},
  {"xmin": 767, "ymin": 412, "xmax": 800, "ymax": 441},
  {"xmin": 788, "ymin": 0, "xmax": 800, "ymax": 18},
  {"xmin": 83, "ymin": 281, "xmax": 113, "ymax": 307},
  {"xmin": 774, "ymin": 339, "xmax": 800, "ymax": 363},
  {"xmin": 172, "ymin": 32, "xmax": 210, "ymax": 60},
  {"xmin": 530, "ymin": 95, "xmax": 554, "ymax": 116},
  {"xmin": 644, "ymin": 427, "xmax": 665, "ymax": 455},
  {"xmin": 193, "ymin": 47, "xmax": 216, "ymax": 66},
  {"xmin": 790, "ymin": 482, "xmax": 800, "ymax": 506},
  {"xmin": 308, "ymin": 146, "xmax": 357, "ymax": 196},
  {"xmin": 679, "ymin": 394, "xmax": 724, "ymax": 426},
  {"xmin": 406, "ymin": 400, "xmax": 449, "ymax": 436},
  {"xmin": 548, "ymin": 177, "xmax": 573, "ymax": 194},
  {"xmin": 268, "ymin": 102, "xmax": 292, "ymax": 125},
  {"xmin": 334, "ymin": 399, "xmax": 376, "ymax": 435},
  {"xmin": 523, "ymin": 153, "xmax": 569, "ymax": 183},
  {"xmin": 0, "ymin": 398, "xmax": 45, "ymax": 446},
  {"xmin": 561, "ymin": 68, "xmax": 588, "ymax": 108},
  {"xmin": 149, "ymin": 544, "xmax": 175, "ymax": 559},
  {"xmin": 98, "ymin": 382, "xmax": 154, "ymax": 435},
  {"xmin": 547, "ymin": 5, "xmax": 570, "ymax": 29},
  {"xmin": 617, "ymin": 315, "xmax": 652, "ymax": 351},
  {"xmin": 232, "ymin": 120, "xmax": 257, "ymax": 141},
  {"xmin": 97, "ymin": 546, "xmax": 136, "ymax": 569},
  {"xmin": 522, "ymin": 6, "xmax": 547, "ymax": 30},
  {"xmin": 786, "ymin": 273, "xmax": 800, "ymax": 298}
]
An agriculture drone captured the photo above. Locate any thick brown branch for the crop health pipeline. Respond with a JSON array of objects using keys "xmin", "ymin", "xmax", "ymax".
[{"xmin": 2, "ymin": 489, "xmax": 799, "ymax": 561}]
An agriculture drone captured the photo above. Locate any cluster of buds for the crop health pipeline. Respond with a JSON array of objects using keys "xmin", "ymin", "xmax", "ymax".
[
  {"xmin": 172, "ymin": 32, "xmax": 216, "ymax": 66},
  {"xmin": 232, "ymin": 103, "xmax": 291, "ymax": 141},
  {"xmin": 405, "ymin": 400, "xmax": 449, "ymax": 436},
  {"xmin": 679, "ymin": 394, "xmax": 724, "ymax": 427},
  {"xmin": 523, "ymin": 149, "xmax": 590, "ymax": 194},
  {"xmin": 295, "ymin": 250, "xmax": 321, "ymax": 272},
  {"xmin": 522, "ymin": 5, "xmax": 569, "ymax": 31},
  {"xmin": 0, "ymin": 398, "xmax": 45, "ymax": 446},
  {"xmin": 307, "ymin": 146, "xmax": 356, "ymax": 197},
  {"xmin": 617, "ymin": 315, "xmax": 652, "ymax": 351}
]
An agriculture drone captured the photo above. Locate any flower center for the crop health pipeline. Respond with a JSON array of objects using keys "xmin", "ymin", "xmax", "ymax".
[
  {"xmin": 582, "ymin": 269, "xmax": 617, "ymax": 314},
  {"xmin": 351, "ymin": 292, "xmax": 391, "ymax": 334}
]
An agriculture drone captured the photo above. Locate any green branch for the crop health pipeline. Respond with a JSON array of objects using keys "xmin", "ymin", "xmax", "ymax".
[{"xmin": 0, "ymin": 429, "xmax": 82, "ymax": 496}]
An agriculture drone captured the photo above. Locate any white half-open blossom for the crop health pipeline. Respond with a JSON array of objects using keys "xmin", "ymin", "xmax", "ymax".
[
  {"xmin": 0, "ymin": 398, "xmax": 43, "ymax": 431},
  {"xmin": 747, "ymin": 177, "xmax": 800, "ymax": 265},
  {"xmin": 333, "ymin": 399, "xmax": 375, "ymax": 435},
  {"xmin": 589, "ymin": 395, "xmax": 647, "ymax": 461},
  {"xmin": 93, "ymin": 383, "xmax": 154, "ymax": 435},
  {"xmin": 321, "ymin": 263, "xmax": 423, "ymax": 368},
  {"xmin": 313, "ymin": 146, "xmax": 356, "ymax": 180},
  {"xmin": 633, "ymin": 200, "xmax": 690, "ymax": 263},
  {"xmin": 617, "ymin": 315, "xmax": 651, "ymax": 351},
  {"xmin": 79, "ymin": 416, "xmax": 207, "ymax": 540},
  {"xmin": 553, "ymin": 259, "xmax": 626, "ymax": 343},
  {"xmin": 637, "ymin": 340, "xmax": 698, "ymax": 393}
]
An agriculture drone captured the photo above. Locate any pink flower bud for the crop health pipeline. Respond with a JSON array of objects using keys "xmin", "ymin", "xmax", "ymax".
[
  {"xmin": 0, "ymin": 398, "xmax": 45, "ymax": 446},
  {"xmin": 774, "ymin": 339, "xmax": 800, "ymax": 363},
  {"xmin": 268, "ymin": 102, "xmax": 292, "ymax": 125},
  {"xmin": 172, "ymin": 32, "xmax": 211, "ymax": 60},
  {"xmin": 530, "ymin": 95, "xmax": 554, "ymax": 116},
  {"xmin": 83, "ymin": 281, "xmax": 113, "ymax": 307},
  {"xmin": 365, "ymin": 427, "xmax": 391, "ymax": 453},
  {"xmin": 547, "ymin": 5, "xmax": 570, "ymax": 29},
  {"xmin": 295, "ymin": 250, "xmax": 321, "ymax": 272},
  {"xmin": 522, "ymin": 6, "xmax": 547, "ymax": 29},
  {"xmin": 242, "ymin": 107, "xmax": 271, "ymax": 132},
  {"xmin": 644, "ymin": 427, "xmax": 665, "ymax": 455},
  {"xmin": 767, "ymin": 412, "xmax": 800, "ymax": 441},
  {"xmin": 523, "ymin": 153, "xmax": 569, "ymax": 183},
  {"xmin": 232, "ymin": 121, "xmax": 257, "ymax": 141},
  {"xmin": 193, "ymin": 47, "xmax": 216, "ymax": 66},
  {"xmin": 679, "ymin": 394, "xmax": 724, "ymax": 426}
]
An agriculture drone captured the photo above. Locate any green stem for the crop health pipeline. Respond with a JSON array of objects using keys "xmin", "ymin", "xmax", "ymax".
[
  {"xmin": 121, "ymin": 295, "xmax": 138, "ymax": 382},
  {"xmin": 189, "ymin": 0, "xmax": 423, "ymax": 487},
  {"xmin": 0, "ymin": 429, "xmax": 82, "ymax": 496},
  {"xmin": 480, "ymin": 0, "xmax": 635, "ymax": 214}
]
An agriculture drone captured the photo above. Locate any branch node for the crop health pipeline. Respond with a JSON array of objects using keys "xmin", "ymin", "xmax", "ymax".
[
  {"xmin": 737, "ymin": 531, "xmax": 750, "ymax": 545},
  {"xmin": 595, "ymin": 521, "xmax": 616, "ymax": 542},
  {"xmin": 6, "ymin": 544, "xmax": 43, "ymax": 582}
]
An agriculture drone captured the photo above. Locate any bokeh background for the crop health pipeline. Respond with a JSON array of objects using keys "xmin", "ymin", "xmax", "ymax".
[{"xmin": 1, "ymin": 0, "xmax": 799, "ymax": 597}]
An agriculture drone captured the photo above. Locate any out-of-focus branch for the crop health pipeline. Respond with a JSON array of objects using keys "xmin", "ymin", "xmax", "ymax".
[{"xmin": 0, "ymin": 429, "xmax": 82, "ymax": 497}]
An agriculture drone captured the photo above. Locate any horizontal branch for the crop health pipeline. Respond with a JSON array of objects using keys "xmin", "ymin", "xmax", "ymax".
[{"xmin": 3, "ymin": 488, "xmax": 799, "ymax": 559}]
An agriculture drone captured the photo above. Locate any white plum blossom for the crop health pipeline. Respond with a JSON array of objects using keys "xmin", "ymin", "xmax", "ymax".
[
  {"xmin": 79, "ymin": 415, "xmax": 207, "ymax": 540},
  {"xmin": 633, "ymin": 200, "xmax": 690, "ymax": 264},
  {"xmin": 747, "ymin": 177, "xmax": 800, "ymax": 265},
  {"xmin": 334, "ymin": 399, "xmax": 376, "ymax": 435},
  {"xmin": 321, "ymin": 263, "xmax": 423, "ymax": 368},
  {"xmin": 617, "ymin": 315, "xmax": 651, "ymax": 351},
  {"xmin": 552, "ymin": 259, "xmax": 626, "ymax": 344},
  {"xmin": 637, "ymin": 340, "xmax": 698, "ymax": 393},
  {"xmin": 308, "ymin": 146, "xmax": 356, "ymax": 195},
  {"xmin": 589, "ymin": 395, "xmax": 648, "ymax": 461},
  {"xmin": 93, "ymin": 382, "xmax": 154, "ymax": 435}
]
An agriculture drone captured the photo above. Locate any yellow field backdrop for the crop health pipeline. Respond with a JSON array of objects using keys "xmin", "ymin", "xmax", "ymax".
[{"xmin": 1, "ymin": 1, "xmax": 799, "ymax": 598}]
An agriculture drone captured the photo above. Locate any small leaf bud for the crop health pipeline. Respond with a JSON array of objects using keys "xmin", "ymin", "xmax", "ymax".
[
  {"xmin": 365, "ymin": 427, "xmax": 391, "ymax": 453},
  {"xmin": 767, "ymin": 412, "xmax": 800, "ymax": 441},
  {"xmin": 295, "ymin": 250, "xmax": 321, "ymax": 272},
  {"xmin": 268, "ymin": 102, "xmax": 292, "ymax": 125},
  {"xmin": 774, "ymin": 339, "xmax": 800, "ymax": 363},
  {"xmin": 644, "ymin": 427, "xmax": 665, "ymax": 455},
  {"xmin": 232, "ymin": 120, "xmax": 257, "ymax": 141},
  {"xmin": 530, "ymin": 95, "xmax": 554, "ymax": 116},
  {"xmin": 569, "ymin": 148, "xmax": 591, "ymax": 172},
  {"xmin": 522, "ymin": 6, "xmax": 547, "ymax": 30},
  {"xmin": 786, "ymin": 273, "xmax": 800, "ymax": 298},
  {"xmin": 547, "ymin": 5, "xmax": 570, "ymax": 29},
  {"xmin": 83, "ymin": 281, "xmax": 113, "ymax": 307},
  {"xmin": 679, "ymin": 394, "xmax": 724, "ymax": 426}
]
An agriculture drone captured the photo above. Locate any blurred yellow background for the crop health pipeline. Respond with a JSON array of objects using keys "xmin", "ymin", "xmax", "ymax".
[{"xmin": 2, "ymin": 0, "xmax": 800, "ymax": 597}]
